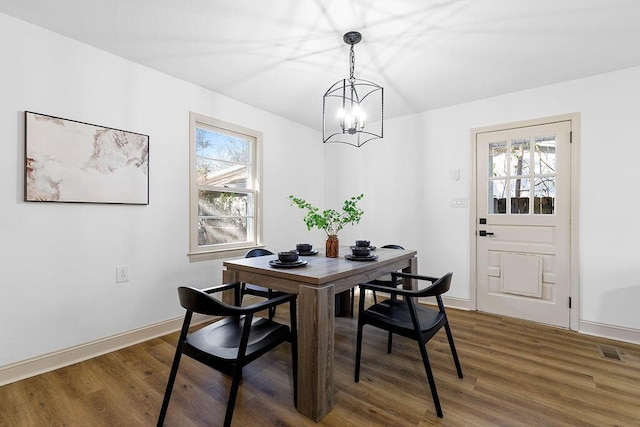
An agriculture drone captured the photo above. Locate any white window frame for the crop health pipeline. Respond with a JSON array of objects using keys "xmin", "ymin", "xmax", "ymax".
[{"xmin": 188, "ymin": 112, "xmax": 263, "ymax": 259}]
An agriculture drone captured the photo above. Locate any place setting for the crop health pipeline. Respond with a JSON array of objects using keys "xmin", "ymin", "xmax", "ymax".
[
  {"xmin": 269, "ymin": 249, "xmax": 308, "ymax": 268},
  {"xmin": 345, "ymin": 240, "xmax": 378, "ymax": 261},
  {"xmin": 295, "ymin": 243, "xmax": 318, "ymax": 256}
]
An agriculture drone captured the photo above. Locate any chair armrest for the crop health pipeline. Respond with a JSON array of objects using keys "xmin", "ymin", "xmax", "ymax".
[
  {"xmin": 390, "ymin": 272, "xmax": 440, "ymax": 283},
  {"xmin": 235, "ymin": 293, "xmax": 297, "ymax": 315},
  {"xmin": 359, "ymin": 282, "xmax": 421, "ymax": 297},
  {"xmin": 199, "ymin": 282, "xmax": 242, "ymax": 307},
  {"xmin": 360, "ymin": 278, "xmax": 443, "ymax": 299},
  {"xmin": 200, "ymin": 282, "xmax": 240, "ymax": 294}
]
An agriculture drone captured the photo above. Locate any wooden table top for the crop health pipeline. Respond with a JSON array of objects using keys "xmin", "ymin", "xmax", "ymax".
[{"xmin": 223, "ymin": 246, "xmax": 417, "ymax": 287}]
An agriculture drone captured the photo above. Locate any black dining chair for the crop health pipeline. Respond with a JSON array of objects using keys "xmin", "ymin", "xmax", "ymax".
[
  {"xmin": 241, "ymin": 248, "xmax": 285, "ymax": 319},
  {"xmin": 354, "ymin": 271, "xmax": 462, "ymax": 418},
  {"xmin": 350, "ymin": 244, "xmax": 404, "ymax": 318},
  {"xmin": 157, "ymin": 283, "xmax": 297, "ymax": 427}
]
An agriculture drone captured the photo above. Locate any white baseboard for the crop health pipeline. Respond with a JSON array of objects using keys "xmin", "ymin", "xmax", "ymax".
[
  {"xmin": 421, "ymin": 297, "xmax": 640, "ymax": 346},
  {"xmin": 579, "ymin": 320, "xmax": 640, "ymax": 346},
  {"xmin": 0, "ymin": 313, "xmax": 212, "ymax": 387},
  {"xmin": 442, "ymin": 296, "xmax": 471, "ymax": 311},
  {"xmin": 418, "ymin": 295, "xmax": 471, "ymax": 311}
]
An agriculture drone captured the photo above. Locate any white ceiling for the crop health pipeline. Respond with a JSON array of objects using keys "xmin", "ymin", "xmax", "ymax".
[{"xmin": 2, "ymin": 0, "xmax": 640, "ymax": 130}]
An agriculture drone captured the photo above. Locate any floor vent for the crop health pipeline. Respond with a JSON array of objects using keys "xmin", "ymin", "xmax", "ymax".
[{"xmin": 597, "ymin": 344, "xmax": 624, "ymax": 362}]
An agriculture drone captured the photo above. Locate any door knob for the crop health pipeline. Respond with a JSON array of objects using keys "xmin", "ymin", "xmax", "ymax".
[{"xmin": 479, "ymin": 230, "xmax": 494, "ymax": 236}]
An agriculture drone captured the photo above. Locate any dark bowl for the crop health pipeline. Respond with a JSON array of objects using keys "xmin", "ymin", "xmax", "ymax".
[
  {"xmin": 296, "ymin": 243, "xmax": 313, "ymax": 252},
  {"xmin": 355, "ymin": 240, "xmax": 370, "ymax": 248},
  {"xmin": 278, "ymin": 250, "xmax": 299, "ymax": 263},
  {"xmin": 352, "ymin": 246, "xmax": 371, "ymax": 257}
]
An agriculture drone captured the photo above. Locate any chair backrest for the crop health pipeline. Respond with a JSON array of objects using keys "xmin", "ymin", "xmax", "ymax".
[
  {"xmin": 421, "ymin": 272, "xmax": 453, "ymax": 298},
  {"xmin": 381, "ymin": 244, "xmax": 404, "ymax": 250},
  {"xmin": 178, "ymin": 286, "xmax": 236, "ymax": 317},
  {"xmin": 245, "ymin": 248, "xmax": 274, "ymax": 258}
]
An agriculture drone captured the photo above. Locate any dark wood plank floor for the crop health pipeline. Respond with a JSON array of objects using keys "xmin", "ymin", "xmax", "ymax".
[{"xmin": 1, "ymin": 293, "xmax": 640, "ymax": 426}]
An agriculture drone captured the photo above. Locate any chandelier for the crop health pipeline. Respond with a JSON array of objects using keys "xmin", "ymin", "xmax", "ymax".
[{"xmin": 323, "ymin": 31, "xmax": 384, "ymax": 147}]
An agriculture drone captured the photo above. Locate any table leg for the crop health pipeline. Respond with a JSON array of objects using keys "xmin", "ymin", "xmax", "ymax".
[
  {"xmin": 297, "ymin": 283, "xmax": 334, "ymax": 421},
  {"xmin": 221, "ymin": 269, "xmax": 236, "ymax": 305},
  {"xmin": 402, "ymin": 256, "xmax": 419, "ymax": 290}
]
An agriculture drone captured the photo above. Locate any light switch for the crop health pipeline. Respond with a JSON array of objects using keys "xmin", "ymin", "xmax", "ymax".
[{"xmin": 451, "ymin": 197, "xmax": 468, "ymax": 208}]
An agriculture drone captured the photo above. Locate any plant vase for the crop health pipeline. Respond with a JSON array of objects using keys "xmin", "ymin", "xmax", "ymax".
[{"xmin": 326, "ymin": 235, "xmax": 339, "ymax": 258}]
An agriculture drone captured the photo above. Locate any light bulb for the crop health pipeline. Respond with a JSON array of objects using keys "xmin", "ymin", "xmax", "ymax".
[{"xmin": 337, "ymin": 104, "xmax": 366, "ymax": 133}]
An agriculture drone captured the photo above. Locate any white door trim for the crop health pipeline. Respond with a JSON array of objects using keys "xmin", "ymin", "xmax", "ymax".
[{"xmin": 469, "ymin": 113, "xmax": 580, "ymax": 330}]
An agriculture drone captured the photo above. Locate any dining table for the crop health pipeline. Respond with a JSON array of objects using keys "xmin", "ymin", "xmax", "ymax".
[{"xmin": 222, "ymin": 246, "xmax": 418, "ymax": 422}]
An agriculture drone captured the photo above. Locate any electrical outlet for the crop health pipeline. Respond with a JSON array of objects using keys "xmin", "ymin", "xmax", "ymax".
[{"xmin": 116, "ymin": 265, "xmax": 129, "ymax": 283}]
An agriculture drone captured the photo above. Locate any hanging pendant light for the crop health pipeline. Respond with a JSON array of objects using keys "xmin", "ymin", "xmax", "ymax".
[{"xmin": 323, "ymin": 31, "xmax": 384, "ymax": 147}]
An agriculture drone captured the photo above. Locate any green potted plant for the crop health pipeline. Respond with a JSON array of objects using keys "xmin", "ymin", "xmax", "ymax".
[{"xmin": 288, "ymin": 194, "xmax": 364, "ymax": 257}]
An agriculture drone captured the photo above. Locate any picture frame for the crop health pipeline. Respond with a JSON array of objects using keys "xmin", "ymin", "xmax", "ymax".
[{"xmin": 24, "ymin": 111, "xmax": 149, "ymax": 204}]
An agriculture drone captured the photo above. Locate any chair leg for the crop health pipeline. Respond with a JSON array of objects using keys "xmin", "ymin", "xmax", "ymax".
[
  {"xmin": 387, "ymin": 331, "xmax": 393, "ymax": 354},
  {"xmin": 157, "ymin": 349, "xmax": 183, "ymax": 426},
  {"xmin": 354, "ymin": 324, "xmax": 364, "ymax": 382},
  {"xmin": 372, "ymin": 290, "xmax": 378, "ymax": 304},
  {"xmin": 444, "ymin": 322, "xmax": 463, "ymax": 378},
  {"xmin": 354, "ymin": 294, "xmax": 366, "ymax": 382},
  {"xmin": 290, "ymin": 298, "xmax": 298, "ymax": 408},
  {"xmin": 292, "ymin": 347, "xmax": 298, "ymax": 408},
  {"xmin": 418, "ymin": 342, "xmax": 443, "ymax": 418},
  {"xmin": 224, "ymin": 366, "xmax": 243, "ymax": 427}
]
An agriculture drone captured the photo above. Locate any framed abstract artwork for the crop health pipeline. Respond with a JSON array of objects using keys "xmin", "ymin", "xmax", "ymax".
[{"xmin": 24, "ymin": 111, "xmax": 149, "ymax": 204}]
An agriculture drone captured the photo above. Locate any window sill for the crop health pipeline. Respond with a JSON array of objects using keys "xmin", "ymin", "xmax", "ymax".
[{"xmin": 188, "ymin": 245, "xmax": 264, "ymax": 262}]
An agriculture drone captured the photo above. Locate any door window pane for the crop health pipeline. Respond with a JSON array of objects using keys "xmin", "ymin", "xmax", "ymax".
[
  {"xmin": 510, "ymin": 138, "xmax": 530, "ymax": 176},
  {"xmin": 489, "ymin": 141, "xmax": 508, "ymax": 177},
  {"xmin": 489, "ymin": 180, "xmax": 507, "ymax": 214},
  {"xmin": 510, "ymin": 178, "xmax": 530, "ymax": 214},
  {"xmin": 535, "ymin": 136, "xmax": 556, "ymax": 174},
  {"xmin": 534, "ymin": 177, "xmax": 555, "ymax": 214}
]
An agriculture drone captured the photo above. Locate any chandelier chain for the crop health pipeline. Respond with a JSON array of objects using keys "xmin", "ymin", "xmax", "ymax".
[{"xmin": 349, "ymin": 44, "xmax": 355, "ymax": 82}]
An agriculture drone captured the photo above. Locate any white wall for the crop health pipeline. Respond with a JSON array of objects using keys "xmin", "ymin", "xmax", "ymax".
[
  {"xmin": 0, "ymin": 12, "xmax": 323, "ymax": 368},
  {"xmin": 2, "ymin": 9, "xmax": 640, "ymax": 372},
  {"xmin": 328, "ymin": 67, "xmax": 640, "ymax": 336}
]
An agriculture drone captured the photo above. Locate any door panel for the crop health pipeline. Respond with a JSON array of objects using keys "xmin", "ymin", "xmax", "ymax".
[{"xmin": 476, "ymin": 121, "xmax": 571, "ymax": 328}]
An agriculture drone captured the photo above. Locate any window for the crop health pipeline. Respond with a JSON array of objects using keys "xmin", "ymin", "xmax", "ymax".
[
  {"xmin": 487, "ymin": 135, "xmax": 556, "ymax": 215},
  {"xmin": 189, "ymin": 112, "xmax": 262, "ymax": 257}
]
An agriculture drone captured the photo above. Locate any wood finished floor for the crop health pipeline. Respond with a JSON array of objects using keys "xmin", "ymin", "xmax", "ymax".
[{"xmin": 1, "ymin": 294, "xmax": 640, "ymax": 426}]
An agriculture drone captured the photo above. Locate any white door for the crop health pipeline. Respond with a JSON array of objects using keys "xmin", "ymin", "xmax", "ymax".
[{"xmin": 475, "ymin": 120, "xmax": 572, "ymax": 328}]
